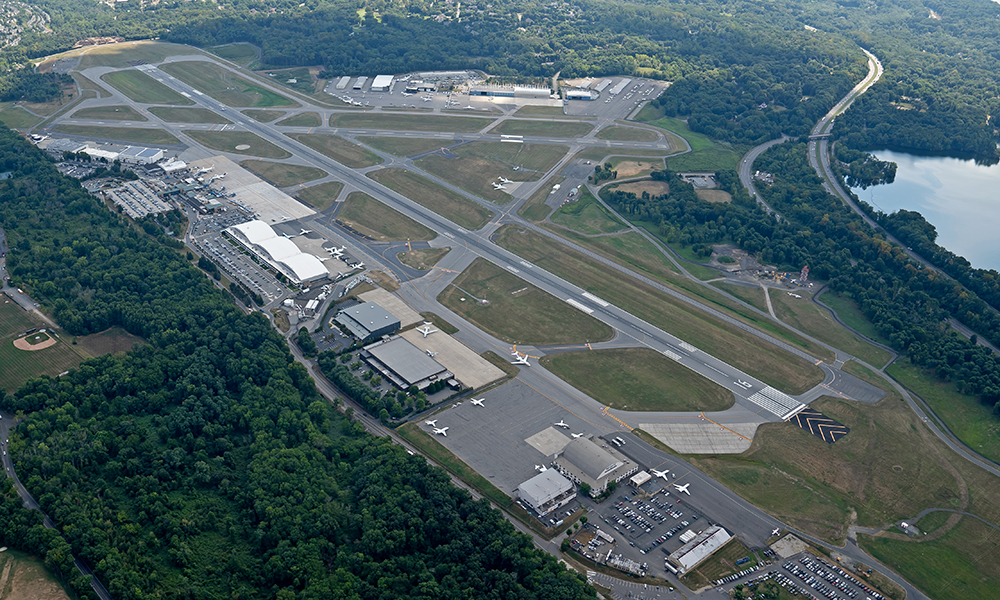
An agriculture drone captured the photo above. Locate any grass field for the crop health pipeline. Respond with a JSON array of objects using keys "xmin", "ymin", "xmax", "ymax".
[
  {"xmin": 437, "ymin": 257, "xmax": 613, "ymax": 345},
  {"xmin": 330, "ymin": 112, "xmax": 494, "ymax": 132},
  {"xmin": 159, "ymin": 61, "xmax": 297, "ymax": 108},
  {"xmin": 887, "ymin": 359, "xmax": 1000, "ymax": 464},
  {"xmin": 357, "ymin": 136, "xmax": 451, "ymax": 157},
  {"xmin": 399, "ymin": 248, "xmax": 450, "ymax": 270},
  {"xmin": 71, "ymin": 73, "xmax": 111, "ymax": 99},
  {"xmin": 606, "ymin": 179, "xmax": 670, "ymax": 198},
  {"xmin": 367, "ymin": 168, "xmax": 493, "ymax": 230},
  {"xmin": 571, "ymin": 146, "xmax": 680, "ymax": 166},
  {"xmin": 264, "ymin": 67, "xmax": 320, "ymax": 94},
  {"xmin": 295, "ymin": 181, "xmax": 344, "ymax": 211},
  {"xmin": 76, "ymin": 326, "xmax": 144, "ymax": 356},
  {"xmin": 542, "ymin": 348, "xmax": 733, "ymax": 412},
  {"xmin": 860, "ymin": 518, "xmax": 1000, "ymax": 600},
  {"xmin": 0, "ymin": 106, "xmax": 42, "ymax": 128},
  {"xmin": 489, "ymin": 119, "xmax": 593, "ymax": 138},
  {"xmin": 415, "ymin": 141, "xmax": 567, "ymax": 204},
  {"xmin": 70, "ymin": 105, "xmax": 147, "ymax": 121},
  {"xmin": 635, "ymin": 108, "xmax": 745, "ymax": 171},
  {"xmin": 696, "ymin": 189, "xmax": 732, "ymax": 203},
  {"xmin": 595, "ymin": 126, "xmax": 658, "ymax": 142},
  {"xmin": 519, "ymin": 176, "xmax": 564, "ymax": 222},
  {"xmin": 53, "ymin": 124, "xmax": 179, "ymax": 145},
  {"xmin": 769, "ymin": 291, "xmax": 891, "ymax": 368},
  {"xmin": 75, "ymin": 41, "xmax": 201, "ymax": 70},
  {"xmin": 101, "ymin": 70, "xmax": 194, "ymax": 105},
  {"xmin": 0, "ymin": 548, "xmax": 72, "ymax": 600},
  {"xmin": 338, "ymin": 192, "xmax": 436, "ymax": 242},
  {"xmin": 148, "ymin": 106, "xmax": 231, "ymax": 124},
  {"xmin": 609, "ymin": 158, "xmax": 664, "ymax": 178},
  {"xmin": 0, "ymin": 302, "xmax": 85, "ymax": 392},
  {"xmin": 495, "ymin": 225, "xmax": 824, "ymax": 393},
  {"xmin": 240, "ymin": 160, "xmax": 326, "ymax": 187},
  {"xmin": 514, "ymin": 105, "xmax": 566, "ymax": 117},
  {"xmin": 712, "ymin": 282, "xmax": 768, "ymax": 313},
  {"xmin": 184, "ymin": 130, "xmax": 290, "ymax": 158},
  {"xmin": 683, "ymin": 538, "xmax": 757, "ymax": 589},
  {"xmin": 820, "ymin": 290, "xmax": 892, "ymax": 347},
  {"xmin": 285, "ymin": 133, "xmax": 382, "ymax": 168},
  {"xmin": 550, "ymin": 188, "xmax": 627, "ymax": 234},
  {"xmin": 208, "ymin": 43, "xmax": 259, "ymax": 66},
  {"xmin": 242, "ymin": 109, "xmax": 285, "ymax": 122},
  {"xmin": 276, "ymin": 112, "xmax": 321, "ymax": 127}
]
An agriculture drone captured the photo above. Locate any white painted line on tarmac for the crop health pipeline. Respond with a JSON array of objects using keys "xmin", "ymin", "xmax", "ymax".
[
  {"xmin": 678, "ymin": 341, "xmax": 698, "ymax": 353},
  {"xmin": 565, "ymin": 298, "xmax": 594, "ymax": 314},
  {"xmin": 582, "ymin": 292, "xmax": 609, "ymax": 307}
]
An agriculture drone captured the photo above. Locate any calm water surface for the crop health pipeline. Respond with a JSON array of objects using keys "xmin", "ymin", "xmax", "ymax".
[{"xmin": 850, "ymin": 150, "xmax": 1000, "ymax": 272}]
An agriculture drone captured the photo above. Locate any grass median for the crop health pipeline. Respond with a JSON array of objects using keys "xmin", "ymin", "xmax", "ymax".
[
  {"xmin": 489, "ymin": 119, "xmax": 593, "ymax": 138},
  {"xmin": 286, "ymin": 132, "xmax": 382, "ymax": 168},
  {"xmin": 160, "ymin": 61, "xmax": 297, "ymax": 108},
  {"xmin": 53, "ymin": 124, "xmax": 179, "ymax": 145},
  {"xmin": 357, "ymin": 136, "xmax": 452, "ymax": 157},
  {"xmin": 338, "ymin": 191, "xmax": 436, "ymax": 242},
  {"xmin": 184, "ymin": 130, "xmax": 290, "ymax": 159},
  {"xmin": 330, "ymin": 112, "xmax": 493, "ymax": 132},
  {"xmin": 367, "ymin": 167, "xmax": 493, "ymax": 230},
  {"xmin": 101, "ymin": 70, "xmax": 194, "ymax": 105},
  {"xmin": 550, "ymin": 188, "xmax": 627, "ymax": 235},
  {"xmin": 149, "ymin": 106, "xmax": 232, "ymax": 124},
  {"xmin": 71, "ymin": 105, "xmax": 147, "ymax": 121},
  {"xmin": 240, "ymin": 160, "xmax": 326, "ymax": 187}
]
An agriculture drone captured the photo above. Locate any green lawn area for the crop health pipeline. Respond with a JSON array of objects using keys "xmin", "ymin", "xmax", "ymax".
[
  {"xmin": 712, "ymin": 281, "xmax": 768, "ymax": 313},
  {"xmin": 542, "ymin": 348, "xmax": 733, "ymax": 412},
  {"xmin": 860, "ymin": 518, "xmax": 1000, "ymax": 600},
  {"xmin": 263, "ymin": 67, "xmax": 319, "ymax": 94},
  {"xmin": 887, "ymin": 359, "xmax": 1000, "ymax": 464},
  {"xmin": 208, "ymin": 42, "xmax": 259, "ymax": 66},
  {"xmin": 683, "ymin": 538, "xmax": 757, "ymax": 589},
  {"xmin": 0, "ymin": 302, "xmax": 86, "ymax": 392},
  {"xmin": 53, "ymin": 124, "xmax": 179, "ymax": 145},
  {"xmin": 595, "ymin": 126, "xmax": 658, "ymax": 142},
  {"xmin": 101, "ymin": 70, "xmax": 194, "ymax": 105},
  {"xmin": 399, "ymin": 248, "xmax": 450, "ymax": 270},
  {"xmin": 635, "ymin": 109, "xmax": 744, "ymax": 171},
  {"xmin": 184, "ymin": 130, "xmax": 290, "ymax": 159},
  {"xmin": 488, "ymin": 119, "xmax": 593, "ymax": 138},
  {"xmin": 70, "ymin": 105, "xmax": 147, "ymax": 121},
  {"xmin": 337, "ymin": 191, "xmax": 436, "ymax": 242},
  {"xmin": 240, "ymin": 160, "xmax": 327, "ymax": 187},
  {"xmin": 159, "ymin": 61, "xmax": 297, "ymax": 108},
  {"xmin": 550, "ymin": 188, "xmax": 627, "ymax": 234},
  {"xmin": 276, "ymin": 112, "xmax": 321, "ymax": 127},
  {"xmin": 330, "ymin": 112, "xmax": 494, "ymax": 132},
  {"xmin": 71, "ymin": 73, "xmax": 111, "ymax": 99},
  {"xmin": 149, "ymin": 106, "xmax": 232, "ymax": 124},
  {"xmin": 415, "ymin": 141, "xmax": 567, "ymax": 204},
  {"xmin": 357, "ymin": 136, "xmax": 451, "ymax": 157},
  {"xmin": 242, "ymin": 109, "xmax": 285, "ymax": 122},
  {"xmin": 519, "ymin": 176, "xmax": 564, "ymax": 222},
  {"xmin": 367, "ymin": 168, "xmax": 493, "ymax": 230},
  {"xmin": 514, "ymin": 105, "xmax": 566, "ymax": 117},
  {"xmin": 295, "ymin": 181, "xmax": 344, "ymax": 211},
  {"xmin": 75, "ymin": 41, "xmax": 200, "ymax": 70},
  {"xmin": 495, "ymin": 225, "xmax": 824, "ymax": 394},
  {"xmin": 0, "ymin": 106, "xmax": 42, "ymax": 128},
  {"xmin": 437, "ymin": 257, "xmax": 613, "ymax": 345},
  {"xmin": 285, "ymin": 133, "xmax": 382, "ymax": 168},
  {"xmin": 820, "ymin": 290, "xmax": 893, "ymax": 347}
]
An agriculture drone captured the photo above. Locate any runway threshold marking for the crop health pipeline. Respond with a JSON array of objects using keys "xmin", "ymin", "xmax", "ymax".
[{"xmin": 699, "ymin": 413, "xmax": 752, "ymax": 442}]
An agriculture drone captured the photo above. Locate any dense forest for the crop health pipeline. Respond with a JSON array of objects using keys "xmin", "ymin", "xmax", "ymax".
[
  {"xmin": 0, "ymin": 128, "xmax": 595, "ymax": 599},
  {"xmin": 603, "ymin": 152, "xmax": 1000, "ymax": 414}
]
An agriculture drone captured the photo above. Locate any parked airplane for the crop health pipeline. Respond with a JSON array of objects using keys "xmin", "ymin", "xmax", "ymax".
[
  {"xmin": 511, "ymin": 352, "xmax": 531, "ymax": 366},
  {"xmin": 464, "ymin": 105, "xmax": 475, "ymax": 110},
  {"xmin": 433, "ymin": 427, "xmax": 449, "ymax": 436},
  {"xmin": 299, "ymin": 229, "xmax": 312, "ymax": 236},
  {"xmin": 470, "ymin": 398, "xmax": 485, "ymax": 407},
  {"xmin": 535, "ymin": 464, "xmax": 547, "ymax": 472},
  {"xmin": 771, "ymin": 528, "xmax": 781, "ymax": 537},
  {"xmin": 318, "ymin": 257, "xmax": 331, "ymax": 262},
  {"xmin": 424, "ymin": 420, "xmax": 438, "ymax": 427},
  {"xmin": 497, "ymin": 176, "xmax": 512, "ymax": 184},
  {"xmin": 425, "ymin": 349, "xmax": 438, "ymax": 357},
  {"xmin": 673, "ymin": 483, "xmax": 691, "ymax": 495},
  {"xmin": 651, "ymin": 468, "xmax": 670, "ymax": 480},
  {"xmin": 554, "ymin": 420, "xmax": 570, "ymax": 429},
  {"xmin": 416, "ymin": 322, "xmax": 438, "ymax": 337},
  {"xmin": 326, "ymin": 246, "xmax": 345, "ymax": 257},
  {"xmin": 492, "ymin": 182, "xmax": 508, "ymax": 191},
  {"xmin": 571, "ymin": 433, "xmax": 584, "ymax": 438}
]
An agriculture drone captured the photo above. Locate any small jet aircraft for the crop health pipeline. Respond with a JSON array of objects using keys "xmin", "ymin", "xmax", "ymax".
[
  {"xmin": 673, "ymin": 483, "xmax": 691, "ymax": 495},
  {"xmin": 492, "ymin": 182, "xmax": 508, "ymax": 191},
  {"xmin": 571, "ymin": 433, "xmax": 584, "ymax": 438},
  {"xmin": 299, "ymin": 229, "xmax": 312, "ymax": 236},
  {"xmin": 464, "ymin": 105, "xmax": 475, "ymax": 110},
  {"xmin": 534, "ymin": 464, "xmax": 548, "ymax": 472},
  {"xmin": 470, "ymin": 398, "xmax": 485, "ymax": 407},
  {"xmin": 771, "ymin": 528, "xmax": 781, "ymax": 537},
  {"xmin": 425, "ymin": 349, "xmax": 438, "ymax": 357},
  {"xmin": 416, "ymin": 322, "xmax": 438, "ymax": 338},
  {"xmin": 651, "ymin": 468, "xmax": 670, "ymax": 480},
  {"xmin": 433, "ymin": 427, "xmax": 449, "ymax": 436},
  {"xmin": 326, "ymin": 246, "xmax": 345, "ymax": 257},
  {"xmin": 424, "ymin": 420, "xmax": 438, "ymax": 427},
  {"xmin": 511, "ymin": 353, "xmax": 531, "ymax": 366},
  {"xmin": 318, "ymin": 257, "xmax": 331, "ymax": 262},
  {"xmin": 554, "ymin": 420, "xmax": 570, "ymax": 429},
  {"xmin": 497, "ymin": 176, "xmax": 512, "ymax": 184}
]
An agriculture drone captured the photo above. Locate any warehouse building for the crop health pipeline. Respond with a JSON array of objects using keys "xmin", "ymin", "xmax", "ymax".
[
  {"xmin": 119, "ymin": 146, "xmax": 165, "ymax": 165},
  {"xmin": 226, "ymin": 220, "xmax": 329, "ymax": 284},
  {"xmin": 371, "ymin": 75, "xmax": 394, "ymax": 92},
  {"xmin": 665, "ymin": 525, "xmax": 732, "ymax": 574},
  {"xmin": 518, "ymin": 470, "xmax": 576, "ymax": 517},
  {"xmin": 469, "ymin": 84, "xmax": 551, "ymax": 98},
  {"xmin": 44, "ymin": 138, "xmax": 88, "ymax": 155},
  {"xmin": 353, "ymin": 76, "xmax": 368, "ymax": 90},
  {"xmin": 565, "ymin": 88, "xmax": 597, "ymax": 101},
  {"xmin": 335, "ymin": 302, "xmax": 401, "ymax": 341},
  {"xmin": 553, "ymin": 437, "xmax": 637, "ymax": 497},
  {"xmin": 336, "ymin": 76, "xmax": 351, "ymax": 90},
  {"xmin": 361, "ymin": 335, "xmax": 452, "ymax": 391},
  {"xmin": 404, "ymin": 80, "xmax": 437, "ymax": 93}
]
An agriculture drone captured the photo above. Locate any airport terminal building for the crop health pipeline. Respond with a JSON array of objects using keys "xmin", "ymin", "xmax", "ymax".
[
  {"xmin": 553, "ymin": 437, "xmax": 637, "ymax": 497},
  {"xmin": 226, "ymin": 220, "xmax": 328, "ymax": 284},
  {"xmin": 517, "ymin": 470, "xmax": 576, "ymax": 517}
]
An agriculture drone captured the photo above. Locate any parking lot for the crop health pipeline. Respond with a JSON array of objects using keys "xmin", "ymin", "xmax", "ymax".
[
  {"xmin": 192, "ymin": 234, "xmax": 285, "ymax": 302},
  {"xmin": 721, "ymin": 554, "xmax": 891, "ymax": 600}
]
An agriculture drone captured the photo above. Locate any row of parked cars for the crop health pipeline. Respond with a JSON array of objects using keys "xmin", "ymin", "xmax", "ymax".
[
  {"xmin": 799, "ymin": 556, "xmax": 886, "ymax": 600},
  {"xmin": 715, "ymin": 564, "xmax": 761, "ymax": 586}
]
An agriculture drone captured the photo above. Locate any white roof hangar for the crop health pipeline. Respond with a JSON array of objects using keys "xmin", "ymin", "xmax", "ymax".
[
  {"xmin": 371, "ymin": 75, "xmax": 394, "ymax": 91},
  {"xmin": 518, "ymin": 470, "xmax": 576, "ymax": 517},
  {"xmin": 553, "ymin": 436, "xmax": 637, "ymax": 497},
  {"xmin": 666, "ymin": 525, "xmax": 732, "ymax": 574},
  {"xmin": 227, "ymin": 220, "xmax": 328, "ymax": 283}
]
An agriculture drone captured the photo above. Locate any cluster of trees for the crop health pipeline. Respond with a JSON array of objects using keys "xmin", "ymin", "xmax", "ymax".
[
  {"xmin": 0, "ymin": 127, "xmax": 595, "ymax": 599},
  {"xmin": 590, "ymin": 162, "xmax": 617, "ymax": 184},
  {"xmin": 317, "ymin": 351, "xmax": 428, "ymax": 421},
  {"xmin": 0, "ymin": 68, "xmax": 71, "ymax": 103},
  {"xmin": 602, "ymin": 150, "xmax": 1000, "ymax": 414},
  {"xmin": 833, "ymin": 144, "xmax": 897, "ymax": 190}
]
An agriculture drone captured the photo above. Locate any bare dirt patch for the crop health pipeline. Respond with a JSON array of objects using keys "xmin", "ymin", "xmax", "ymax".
[
  {"xmin": 611, "ymin": 180, "xmax": 670, "ymax": 197},
  {"xmin": 13, "ymin": 335, "xmax": 56, "ymax": 351},
  {"xmin": 0, "ymin": 550, "xmax": 71, "ymax": 600},
  {"xmin": 696, "ymin": 189, "xmax": 732, "ymax": 203},
  {"xmin": 613, "ymin": 160, "xmax": 663, "ymax": 178}
]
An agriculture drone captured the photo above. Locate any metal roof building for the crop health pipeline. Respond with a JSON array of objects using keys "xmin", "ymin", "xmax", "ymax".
[
  {"xmin": 119, "ymin": 147, "xmax": 165, "ymax": 165},
  {"xmin": 362, "ymin": 335, "xmax": 452, "ymax": 391},
  {"xmin": 469, "ymin": 84, "xmax": 551, "ymax": 98},
  {"xmin": 45, "ymin": 139, "xmax": 87, "ymax": 154},
  {"xmin": 553, "ymin": 437, "xmax": 637, "ymax": 497},
  {"xmin": 336, "ymin": 302, "xmax": 401, "ymax": 341},
  {"xmin": 227, "ymin": 220, "xmax": 328, "ymax": 283},
  {"xmin": 666, "ymin": 525, "xmax": 732, "ymax": 574},
  {"xmin": 371, "ymin": 75, "xmax": 394, "ymax": 91},
  {"xmin": 518, "ymin": 470, "xmax": 576, "ymax": 517}
]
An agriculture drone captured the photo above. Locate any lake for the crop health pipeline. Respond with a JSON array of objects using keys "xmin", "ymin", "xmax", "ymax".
[{"xmin": 850, "ymin": 150, "xmax": 1000, "ymax": 272}]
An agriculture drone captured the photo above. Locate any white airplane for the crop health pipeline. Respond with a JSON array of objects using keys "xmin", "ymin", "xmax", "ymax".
[
  {"xmin": 433, "ymin": 427, "xmax": 449, "ymax": 436},
  {"xmin": 464, "ymin": 105, "xmax": 475, "ymax": 110},
  {"xmin": 318, "ymin": 257, "xmax": 331, "ymax": 262},
  {"xmin": 651, "ymin": 468, "xmax": 670, "ymax": 480},
  {"xmin": 771, "ymin": 528, "xmax": 781, "ymax": 537},
  {"xmin": 470, "ymin": 398, "xmax": 485, "ymax": 407},
  {"xmin": 326, "ymin": 246, "xmax": 345, "ymax": 257},
  {"xmin": 299, "ymin": 229, "xmax": 312, "ymax": 236},
  {"xmin": 425, "ymin": 349, "xmax": 438, "ymax": 357},
  {"xmin": 492, "ymin": 182, "xmax": 508, "ymax": 191},
  {"xmin": 497, "ymin": 176, "xmax": 512, "ymax": 184},
  {"xmin": 554, "ymin": 420, "xmax": 570, "ymax": 429},
  {"xmin": 416, "ymin": 322, "xmax": 438, "ymax": 337},
  {"xmin": 424, "ymin": 420, "xmax": 438, "ymax": 427},
  {"xmin": 571, "ymin": 433, "xmax": 584, "ymax": 438},
  {"xmin": 422, "ymin": 97, "xmax": 432, "ymax": 102},
  {"xmin": 673, "ymin": 483, "xmax": 691, "ymax": 495},
  {"xmin": 511, "ymin": 352, "xmax": 531, "ymax": 366},
  {"xmin": 535, "ymin": 464, "xmax": 548, "ymax": 472}
]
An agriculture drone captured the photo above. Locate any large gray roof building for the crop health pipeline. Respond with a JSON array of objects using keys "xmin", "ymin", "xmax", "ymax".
[
  {"xmin": 666, "ymin": 525, "xmax": 732, "ymax": 574},
  {"xmin": 362, "ymin": 336, "xmax": 452, "ymax": 391},
  {"xmin": 553, "ymin": 436, "xmax": 637, "ymax": 497},
  {"xmin": 518, "ymin": 470, "xmax": 576, "ymax": 517},
  {"xmin": 335, "ymin": 302, "xmax": 401, "ymax": 341}
]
